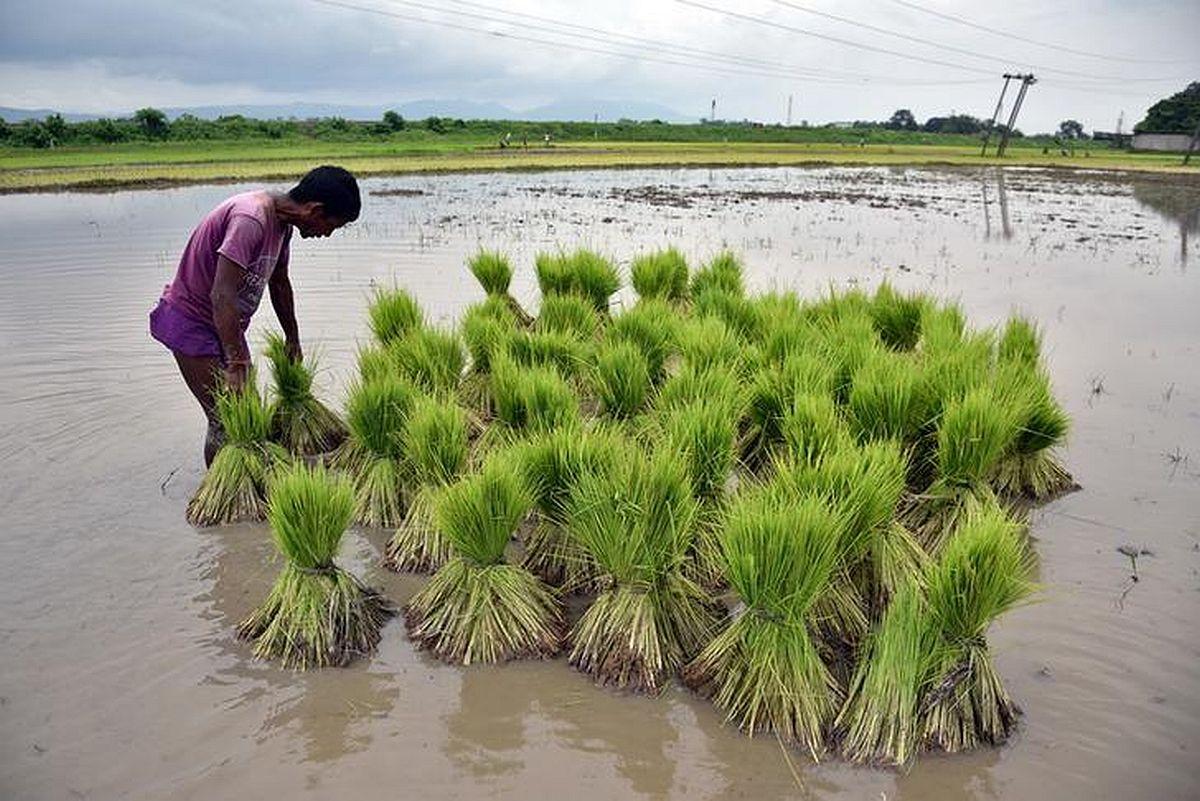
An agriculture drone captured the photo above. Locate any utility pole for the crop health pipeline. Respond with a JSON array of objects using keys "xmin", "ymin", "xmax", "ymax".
[
  {"xmin": 711, "ymin": 98, "xmax": 717, "ymax": 123},
  {"xmin": 787, "ymin": 94, "xmax": 793, "ymax": 126},
  {"xmin": 1184, "ymin": 118, "xmax": 1200, "ymax": 166},
  {"xmin": 981, "ymin": 74, "xmax": 1014, "ymax": 156},
  {"xmin": 997, "ymin": 73, "xmax": 1036, "ymax": 158}
]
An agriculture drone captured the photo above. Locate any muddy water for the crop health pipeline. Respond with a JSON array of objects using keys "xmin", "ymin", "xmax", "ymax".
[{"xmin": 1, "ymin": 166, "xmax": 1197, "ymax": 801}]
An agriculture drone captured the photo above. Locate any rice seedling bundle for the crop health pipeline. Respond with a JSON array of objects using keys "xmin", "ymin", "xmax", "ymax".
[
  {"xmin": 607, "ymin": 298, "xmax": 681, "ymax": 382},
  {"xmin": 503, "ymin": 328, "xmax": 590, "ymax": 379},
  {"xmin": 384, "ymin": 398, "xmax": 469, "ymax": 572},
  {"xmin": 990, "ymin": 364, "xmax": 1075, "ymax": 502},
  {"xmin": 237, "ymin": 463, "xmax": 393, "ymax": 669},
  {"xmin": 742, "ymin": 351, "xmax": 839, "ymax": 467},
  {"xmin": 869, "ymin": 282, "xmax": 927, "ymax": 351},
  {"xmin": 187, "ymin": 379, "xmax": 290, "ymax": 526},
  {"xmin": 592, "ymin": 339, "xmax": 652, "ymax": 421},
  {"xmin": 387, "ymin": 326, "xmax": 465, "ymax": 397},
  {"xmin": 682, "ymin": 491, "xmax": 846, "ymax": 755},
  {"xmin": 847, "ymin": 351, "xmax": 928, "ymax": 444},
  {"xmin": 815, "ymin": 311, "xmax": 884, "ymax": 402},
  {"xmin": 535, "ymin": 292, "xmax": 601, "ymax": 339},
  {"xmin": 779, "ymin": 393, "xmax": 851, "ymax": 468},
  {"xmin": 459, "ymin": 298, "xmax": 520, "ymax": 415},
  {"xmin": 263, "ymin": 332, "xmax": 346, "ymax": 457},
  {"xmin": 516, "ymin": 426, "xmax": 627, "ymax": 589},
  {"xmin": 356, "ymin": 344, "xmax": 397, "ymax": 385},
  {"xmin": 653, "ymin": 362, "xmax": 745, "ymax": 420},
  {"xmin": 367, "ymin": 285, "xmax": 424, "ymax": 345},
  {"xmin": 677, "ymin": 316, "xmax": 746, "ymax": 375},
  {"xmin": 567, "ymin": 453, "xmax": 718, "ymax": 693},
  {"xmin": 630, "ymin": 247, "xmax": 689, "ymax": 302},
  {"xmin": 468, "ymin": 250, "xmax": 532, "ymax": 325},
  {"xmin": 404, "ymin": 457, "xmax": 564, "ymax": 663},
  {"xmin": 690, "ymin": 251, "xmax": 745, "ymax": 298},
  {"xmin": 997, "ymin": 313, "xmax": 1042, "ymax": 368},
  {"xmin": 536, "ymin": 249, "xmax": 620, "ymax": 314},
  {"xmin": 488, "ymin": 354, "xmax": 580, "ymax": 441},
  {"xmin": 693, "ymin": 286, "xmax": 763, "ymax": 341},
  {"xmin": 334, "ymin": 375, "xmax": 419, "ymax": 527}
]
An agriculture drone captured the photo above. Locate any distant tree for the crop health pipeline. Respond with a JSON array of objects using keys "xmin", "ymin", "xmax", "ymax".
[
  {"xmin": 923, "ymin": 114, "xmax": 983, "ymax": 134},
  {"xmin": 133, "ymin": 107, "xmax": 169, "ymax": 139},
  {"xmin": 1136, "ymin": 82, "xmax": 1200, "ymax": 133},
  {"xmin": 1058, "ymin": 119, "xmax": 1086, "ymax": 139},
  {"xmin": 12, "ymin": 120, "xmax": 52, "ymax": 148},
  {"xmin": 0, "ymin": 117, "xmax": 9, "ymax": 140},
  {"xmin": 885, "ymin": 108, "xmax": 918, "ymax": 131},
  {"xmin": 42, "ymin": 113, "xmax": 68, "ymax": 145},
  {"xmin": 424, "ymin": 116, "xmax": 446, "ymax": 133},
  {"xmin": 92, "ymin": 117, "xmax": 125, "ymax": 143},
  {"xmin": 382, "ymin": 110, "xmax": 405, "ymax": 131}
]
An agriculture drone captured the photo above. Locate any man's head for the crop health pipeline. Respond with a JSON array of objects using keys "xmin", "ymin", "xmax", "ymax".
[{"xmin": 286, "ymin": 165, "xmax": 361, "ymax": 238}]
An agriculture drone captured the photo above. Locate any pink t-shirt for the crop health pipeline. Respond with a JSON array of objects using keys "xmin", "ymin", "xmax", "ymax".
[{"xmin": 162, "ymin": 190, "xmax": 292, "ymax": 328}]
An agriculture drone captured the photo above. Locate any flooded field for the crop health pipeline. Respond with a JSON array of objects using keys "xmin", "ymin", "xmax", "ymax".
[{"xmin": 1, "ymin": 165, "xmax": 1197, "ymax": 800}]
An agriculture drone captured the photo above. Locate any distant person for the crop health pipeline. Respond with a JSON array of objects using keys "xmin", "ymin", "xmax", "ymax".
[{"xmin": 149, "ymin": 165, "xmax": 361, "ymax": 465}]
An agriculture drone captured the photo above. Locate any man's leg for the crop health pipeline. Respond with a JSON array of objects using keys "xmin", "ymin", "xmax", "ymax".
[{"xmin": 171, "ymin": 352, "xmax": 224, "ymax": 466}]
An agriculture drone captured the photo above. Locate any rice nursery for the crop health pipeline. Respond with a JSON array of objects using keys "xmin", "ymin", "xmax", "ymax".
[{"xmin": 193, "ymin": 246, "xmax": 1076, "ymax": 768}]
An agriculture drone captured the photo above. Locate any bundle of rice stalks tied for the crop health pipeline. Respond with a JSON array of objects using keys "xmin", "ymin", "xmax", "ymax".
[
  {"xmin": 384, "ymin": 398, "xmax": 469, "ymax": 573},
  {"xmin": 607, "ymin": 298, "xmax": 682, "ymax": 383},
  {"xmin": 367, "ymin": 285, "xmax": 424, "ymax": 345},
  {"xmin": 404, "ymin": 457, "xmax": 564, "ymax": 664},
  {"xmin": 459, "ymin": 298, "xmax": 519, "ymax": 416},
  {"xmin": 835, "ymin": 578, "xmax": 932, "ymax": 767},
  {"xmin": 486, "ymin": 354, "xmax": 580, "ymax": 446},
  {"xmin": 356, "ymin": 343, "xmax": 397, "ymax": 385},
  {"xmin": 919, "ymin": 501, "xmax": 1035, "ymax": 753},
  {"xmin": 653, "ymin": 362, "xmax": 745, "ymax": 419},
  {"xmin": 388, "ymin": 326, "xmax": 465, "ymax": 396},
  {"xmin": 536, "ymin": 250, "xmax": 621, "ymax": 315},
  {"xmin": 677, "ymin": 316, "xmax": 745, "ymax": 374},
  {"xmin": 237, "ymin": 463, "xmax": 394, "ymax": 669},
  {"xmin": 682, "ymin": 491, "xmax": 847, "ymax": 757},
  {"xmin": 516, "ymin": 426, "xmax": 627, "ymax": 590},
  {"xmin": 592, "ymin": 339, "xmax": 652, "ymax": 421},
  {"xmin": 902, "ymin": 386, "xmax": 1022, "ymax": 552},
  {"xmin": 503, "ymin": 328, "xmax": 591, "ymax": 380},
  {"xmin": 991, "ymin": 366, "xmax": 1075, "ymax": 503},
  {"xmin": 997, "ymin": 313, "xmax": 1042, "ymax": 368},
  {"xmin": 847, "ymin": 351, "xmax": 929, "ymax": 445},
  {"xmin": 806, "ymin": 286, "xmax": 873, "ymax": 325},
  {"xmin": 631, "ymin": 247, "xmax": 689, "ymax": 303},
  {"xmin": 743, "ymin": 354, "xmax": 840, "ymax": 470},
  {"xmin": 187, "ymin": 379, "xmax": 290, "ymax": 526},
  {"xmin": 567, "ymin": 452, "xmax": 719, "ymax": 693},
  {"xmin": 690, "ymin": 250, "xmax": 745, "ymax": 298},
  {"xmin": 264, "ymin": 332, "xmax": 346, "ymax": 457},
  {"xmin": 468, "ymin": 250, "xmax": 532, "ymax": 325},
  {"xmin": 869, "ymin": 282, "xmax": 928, "ymax": 351},
  {"xmin": 778, "ymin": 393, "xmax": 851, "ymax": 469},
  {"xmin": 693, "ymin": 286, "xmax": 764, "ymax": 341},
  {"xmin": 814, "ymin": 311, "xmax": 884, "ymax": 402},
  {"xmin": 916, "ymin": 302, "xmax": 968, "ymax": 354},
  {"xmin": 333, "ymin": 376, "xmax": 419, "ymax": 527},
  {"xmin": 535, "ymin": 292, "xmax": 601, "ymax": 340}
]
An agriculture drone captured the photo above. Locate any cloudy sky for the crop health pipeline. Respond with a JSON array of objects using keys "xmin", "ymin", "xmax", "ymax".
[{"xmin": 0, "ymin": 0, "xmax": 1196, "ymax": 133}]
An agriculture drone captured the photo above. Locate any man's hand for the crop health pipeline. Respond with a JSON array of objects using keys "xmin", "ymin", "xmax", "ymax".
[
  {"xmin": 223, "ymin": 361, "xmax": 249, "ymax": 393},
  {"xmin": 285, "ymin": 337, "xmax": 302, "ymax": 363}
]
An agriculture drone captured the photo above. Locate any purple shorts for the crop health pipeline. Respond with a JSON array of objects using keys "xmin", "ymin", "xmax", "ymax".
[{"xmin": 149, "ymin": 298, "xmax": 247, "ymax": 364}]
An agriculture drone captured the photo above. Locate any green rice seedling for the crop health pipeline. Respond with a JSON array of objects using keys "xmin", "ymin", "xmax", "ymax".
[
  {"xmin": 997, "ymin": 313, "xmax": 1042, "ymax": 368},
  {"xmin": 991, "ymin": 366, "xmax": 1075, "ymax": 502},
  {"xmin": 187, "ymin": 379, "xmax": 289, "ymax": 526},
  {"xmin": 264, "ymin": 332, "xmax": 346, "ymax": 457},
  {"xmin": 356, "ymin": 344, "xmax": 397, "ymax": 385},
  {"xmin": 388, "ymin": 326, "xmax": 465, "ymax": 396},
  {"xmin": 806, "ymin": 286, "xmax": 872, "ymax": 326},
  {"xmin": 919, "ymin": 501, "xmax": 1035, "ymax": 753},
  {"xmin": 567, "ymin": 452, "xmax": 718, "ymax": 693},
  {"xmin": 503, "ymin": 329, "xmax": 590, "ymax": 380},
  {"xmin": 847, "ymin": 351, "xmax": 928, "ymax": 444},
  {"xmin": 676, "ymin": 316, "xmax": 745, "ymax": 374},
  {"xmin": 592, "ymin": 339, "xmax": 652, "ymax": 421},
  {"xmin": 693, "ymin": 286, "xmax": 763, "ymax": 341},
  {"xmin": 384, "ymin": 398, "xmax": 469, "ymax": 573},
  {"xmin": 690, "ymin": 250, "xmax": 745, "ymax": 298},
  {"xmin": 367, "ymin": 285, "xmax": 423, "ymax": 345},
  {"xmin": 458, "ymin": 298, "xmax": 520, "ymax": 416},
  {"xmin": 813, "ymin": 310, "xmax": 883, "ymax": 402},
  {"xmin": 903, "ymin": 386, "xmax": 1022, "ymax": 551},
  {"xmin": 607, "ymin": 298, "xmax": 681, "ymax": 382},
  {"xmin": 468, "ymin": 250, "xmax": 532, "ymax": 325},
  {"xmin": 237, "ymin": 463, "xmax": 393, "ymax": 669},
  {"xmin": 516, "ymin": 426, "xmax": 627, "ymax": 589},
  {"xmin": 404, "ymin": 457, "xmax": 564, "ymax": 664},
  {"xmin": 535, "ymin": 292, "xmax": 601, "ymax": 339},
  {"xmin": 567, "ymin": 249, "xmax": 621, "ymax": 314},
  {"xmin": 835, "ymin": 578, "xmax": 932, "ymax": 766},
  {"xmin": 631, "ymin": 247, "xmax": 689, "ymax": 302},
  {"xmin": 743, "ymin": 353, "xmax": 840, "ymax": 470},
  {"xmin": 779, "ymin": 393, "xmax": 851, "ymax": 468},
  {"xmin": 534, "ymin": 251, "xmax": 574, "ymax": 297},
  {"xmin": 334, "ymin": 376, "xmax": 419, "ymax": 527},
  {"xmin": 653, "ymin": 362, "xmax": 745, "ymax": 420},
  {"xmin": 682, "ymin": 491, "xmax": 847, "ymax": 756},
  {"xmin": 488, "ymin": 355, "xmax": 580, "ymax": 442},
  {"xmin": 917, "ymin": 302, "xmax": 967, "ymax": 354},
  {"xmin": 869, "ymin": 282, "xmax": 928, "ymax": 351}
]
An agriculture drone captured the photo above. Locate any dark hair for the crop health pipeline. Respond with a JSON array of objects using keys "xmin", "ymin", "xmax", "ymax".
[{"xmin": 288, "ymin": 165, "xmax": 361, "ymax": 222}]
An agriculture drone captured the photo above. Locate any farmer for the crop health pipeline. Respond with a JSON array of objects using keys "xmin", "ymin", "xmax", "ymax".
[{"xmin": 149, "ymin": 165, "xmax": 361, "ymax": 466}]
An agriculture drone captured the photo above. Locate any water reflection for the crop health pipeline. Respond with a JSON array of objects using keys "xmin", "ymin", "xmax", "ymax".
[
  {"xmin": 980, "ymin": 169, "xmax": 1014, "ymax": 240},
  {"xmin": 1131, "ymin": 179, "xmax": 1200, "ymax": 263},
  {"xmin": 442, "ymin": 666, "xmax": 534, "ymax": 778}
]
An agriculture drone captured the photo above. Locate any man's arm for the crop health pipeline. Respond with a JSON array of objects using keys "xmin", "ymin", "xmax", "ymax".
[
  {"xmin": 211, "ymin": 255, "xmax": 251, "ymax": 390},
  {"xmin": 269, "ymin": 256, "xmax": 301, "ymax": 361}
]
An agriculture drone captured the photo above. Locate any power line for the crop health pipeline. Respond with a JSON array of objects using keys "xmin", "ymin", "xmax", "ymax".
[
  {"xmin": 885, "ymin": 0, "xmax": 1196, "ymax": 66},
  {"xmin": 312, "ymin": 0, "xmax": 993, "ymax": 87},
  {"xmin": 764, "ymin": 0, "xmax": 1193, "ymax": 81}
]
